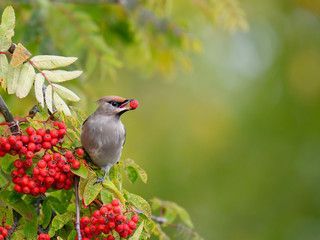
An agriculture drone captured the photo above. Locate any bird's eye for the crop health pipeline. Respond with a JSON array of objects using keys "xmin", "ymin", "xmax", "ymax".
[{"xmin": 109, "ymin": 101, "xmax": 120, "ymax": 107}]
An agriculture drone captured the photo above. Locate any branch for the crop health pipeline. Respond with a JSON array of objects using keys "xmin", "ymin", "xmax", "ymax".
[
  {"xmin": 0, "ymin": 95, "xmax": 20, "ymax": 134},
  {"xmin": 74, "ymin": 176, "xmax": 82, "ymax": 240}
]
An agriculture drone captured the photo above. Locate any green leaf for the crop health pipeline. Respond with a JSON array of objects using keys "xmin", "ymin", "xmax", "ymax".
[
  {"xmin": 130, "ymin": 221, "xmax": 144, "ymax": 240},
  {"xmin": 124, "ymin": 159, "xmax": 148, "ymax": 184},
  {"xmin": 100, "ymin": 188, "xmax": 113, "ymax": 204},
  {"xmin": 0, "ymin": 190, "xmax": 35, "ymax": 220},
  {"xmin": 0, "ymin": 26, "xmax": 11, "ymax": 51},
  {"xmin": 52, "ymin": 84, "xmax": 80, "ymax": 102},
  {"xmin": 0, "ymin": 54, "xmax": 8, "ymax": 89},
  {"xmin": 126, "ymin": 166, "xmax": 138, "ymax": 183},
  {"xmin": 23, "ymin": 218, "xmax": 38, "ymax": 239},
  {"xmin": 154, "ymin": 224, "xmax": 170, "ymax": 240},
  {"xmin": 0, "ymin": 168, "xmax": 8, "ymax": 188},
  {"xmin": 71, "ymin": 160, "xmax": 88, "ymax": 178},
  {"xmin": 7, "ymin": 64, "xmax": 22, "ymax": 94},
  {"xmin": 41, "ymin": 199, "xmax": 52, "ymax": 229},
  {"xmin": 126, "ymin": 192, "xmax": 152, "ymax": 218},
  {"xmin": 174, "ymin": 204, "xmax": 193, "ymax": 228},
  {"xmin": 11, "ymin": 227, "xmax": 26, "ymax": 240},
  {"xmin": 45, "ymin": 85, "xmax": 53, "ymax": 113},
  {"xmin": 53, "ymin": 92, "xmax": 71, "ymax": 116},
  {"xmin": 42, "ymin": 70, "xmax": 82, "ymax": 82},
  {"xmin": 67, "ymin": 230, "xmax": 77, "ymax": 240},
  {"xmin": 102, "ymin": 180, "xmax": 125, "ymax": 204},
  {"xmin": 16, "ymin": 62, "xmax": 35, "ymax": 98},
  {"xmin": 48, "ymin": 211, "xmax": 75, "ymax": 237},
  {"xmin": 83, "ymin": 174, "xmax": 102, "ymax": 205},
  {"xmin": 31, "ymin": 55, "xmax": 78, "ymax": 70},
  {"xmin": 34, "ymin": 74, "xmax": 45, "ymax": 107}
]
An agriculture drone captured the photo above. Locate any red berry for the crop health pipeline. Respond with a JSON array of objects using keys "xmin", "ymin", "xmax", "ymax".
[
  {"xmin": 43, "ymin": 134, "xmax": 51, "ymax": 142},
  {"xmin": 4, "ymin": 143, "xmax": 11, "ymax": 151},
  {"xmin": 108, "ymin": 221, "xmax": 115, "ymax": 229},
  {"xmin": 53, "ymin": 153, "xmax": 61, "ymax": 161},
  {"xmin": 65, "ymin": 151, "xmax": 73, "ymax": 159},
  {"xmin": 27, "ymin": 142, "xmax": 36, "ymax": 151},
  {"xmin": 62, "ymin": 164, "xmax": 70, "ymax": 173},
  {"xmin": 76, "ymin": 148, "xmax": 84, "ymax": 156},
  {"xmin": 21, "ymin": 135, "xmax": 29, "ymax": 143},
  {"xmin": 50, "ymin": 129, "xmax": 59, "ymax": 138},
  {"xmin": 26, "ymin": 127, "xmax": 35, "ymax": 135},
  {"xmin": 58, "ymin": 128, "xmax": 66, "ymax": 137},
  {"xmin": 80, "ymin": 216, "xmax": 90, "ymax": 226},
  {"xmin": 51, "ymin": 138, "xmax": 58, "ymax": 146},
  {"xmin": 33, "ymin": 167, "xmax": 40, "ymax": 175},
  {"xmin": 112, "ymin": 199, "xmax": 120, "ymax": 206},
  {"xmin": 42, "ymin": 142, "xmax": 51, "ymax": 149},
  {"xmin": 36, "ymin": 128, "xmax": 46, "ymax": 136},
  {"xmin": 22, "ymin": 186, "xmax": 30, "ymax": 194},
  {"xmin": 14, "ymin": 184, "xmax": 22, "ymax": 192},
  {"xmin": 14, "ymin": 140, "xmax": 23, "ymax": 150},
  {"xmin": 37, "ymin": 160, "xmax": 47, "ymax": 168},
  {"xmin": 113, "ymin": 206, "xmax": 121, "ymax": 214},
  {"xmin": 115, "ymin": 224, "xmax": 124, "ymax": 233},
  {"xmin": 58, "ymin": 122, "xmax": 66, "ymax": 129},
  {"xmin": 131, "ymin": 214, "xmax": 139, "ymax": 223},
  {"xmin": 71, "ymin": 160, "xmax": 80, "ymax": 170},
  {"xmin": 106, "ymin": 235, "xmax": 115, "ymax": 240},
  {"xmin": 129, "ymin": 99, "xmax": 139, "ymax": 109},
  {"xmin": 26, "ymin": 151, "xmax": 34, "ymax": 159},
  {"xmin": 24, "ymin": 158, "xmax": 33, "ymax": 168},
  {"xmin": 128, "ymin": 220, "xmax": 136, "ymax": 229},
  {"xmin": 8, "ymin": 136, "xmax": 16, "ymax": 145},
  {"xmin": 93, "ymin": 210, "xmax": 101, "ymax": 218},
  {"xmin": 14, "ymin": 159, "xmax": 23, "ymax": 168}
]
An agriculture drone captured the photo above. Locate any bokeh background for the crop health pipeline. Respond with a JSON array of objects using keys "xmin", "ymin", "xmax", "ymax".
[{"xmin": 1, "ymin": 0, "xmax": 320, "ymax": 239}]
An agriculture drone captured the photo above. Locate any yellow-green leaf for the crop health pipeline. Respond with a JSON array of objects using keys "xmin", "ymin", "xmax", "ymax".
[
  {"xmin": 126, "ymin": 192, "xmax": 151, "ymax": 218},
  {"xmin": 34, "ymin": 74, "xmax": 45, "ymax": 107},
  {"xmin": 16, "ymin": 62, "xmax": 35, "ymax": 98},
  {"xmin": 83, "ymin": 174, "xmax": 102, "ymax": 205},
  {"xmin": 1, "ymin": 6, "xmax": 15, "ymax": 38},
  {"xmin": 43, "ymin": 70, "xmax": 82, "ymax": 82},
  {"xmin": 48, "ymin": 212, "xmax": 75, "ymax": 237},
  {"xmin": 52, "ymin": 83, "xmax": 80, "ymax": 102},
  {"xmin": 71, "ymin": 160, "xmax": 88, "ymax": 178},
  {"xmin": 45, "ymin": 85, "xmax": 53, "ymax": 113},
  {"xmin": 31, "ymin": 55, "xmax": 78, "ymax": 69},
  {"xmin": 0, "ymin": 54, "xmax": 8, "ymax": 89},
  {"xmin": 53, "ymin": 92, "xmax": 71, "ymax": 116},
  {"xmin": 130, "ymin": 221, "xmax": 144, "ymax": 240},
  {"xmin": 7, "ymin": 64, "xmax": 22, "ymax": 94},
  {"xmin": 102, "ymin": 180, "xmax": 125, "ymax": 204}
]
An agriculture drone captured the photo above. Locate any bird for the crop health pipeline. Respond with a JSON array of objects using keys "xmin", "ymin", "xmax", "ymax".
[{"xmin": 81, "ymin": 96, "xmax": 139, "ymax": 183}]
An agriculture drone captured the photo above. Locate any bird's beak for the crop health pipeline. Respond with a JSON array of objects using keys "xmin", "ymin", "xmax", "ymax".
[{"xmin": 117, "ymin": 99, "xmax": 139, "ymax": 114}]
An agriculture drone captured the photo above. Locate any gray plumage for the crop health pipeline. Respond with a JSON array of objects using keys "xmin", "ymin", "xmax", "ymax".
[{"xmin": 81, "ymin": 96, "xmax": 137, "ymax": 182}]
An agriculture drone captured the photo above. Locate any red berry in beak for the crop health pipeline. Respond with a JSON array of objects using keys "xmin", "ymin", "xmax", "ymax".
[{"xmin": 129, "ymin": 99, "xmax": 139, "ymax": 109}]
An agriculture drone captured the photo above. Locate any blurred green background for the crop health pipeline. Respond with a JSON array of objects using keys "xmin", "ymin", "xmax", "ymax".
[{"xmin": 1, "ymin": 0, "xmax": 320, "ymax": 239}]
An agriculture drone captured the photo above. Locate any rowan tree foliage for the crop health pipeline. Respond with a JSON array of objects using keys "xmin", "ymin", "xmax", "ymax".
[{"xmin": 0, "ymin": 2, "xmax": 248, "ymax": 239}]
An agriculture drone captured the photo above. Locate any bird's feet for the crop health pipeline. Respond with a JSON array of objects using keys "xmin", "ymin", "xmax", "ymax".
[{"xmin": 94, "ymin": 176, "xmax": 105, "ymax": 184}]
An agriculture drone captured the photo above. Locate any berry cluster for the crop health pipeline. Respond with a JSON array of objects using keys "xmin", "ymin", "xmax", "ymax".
[
  {"xmin": 80, "ymin": 199, "xmax": 139, "ymax": 240},
  {"xmin": 37, "ymin": 233, "xmax": 50, "ymax": 240},
  {"xmin": 0, "ymin": 225, "xmax": 10, "ymax": 240},
  {"xmin": 0, "ymin": 120, "xmax": 84, "ymax": 196}
]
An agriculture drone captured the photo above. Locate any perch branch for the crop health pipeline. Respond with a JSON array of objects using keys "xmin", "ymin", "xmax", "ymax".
[{"xmin": 74, "ymin": 176, "xmax": 82, "ymax": 240}]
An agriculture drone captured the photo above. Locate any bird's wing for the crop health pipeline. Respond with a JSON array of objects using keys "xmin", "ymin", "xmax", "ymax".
[{"xmin": 122, "ymin": 127, "xmax": 126, "ymax": 147}]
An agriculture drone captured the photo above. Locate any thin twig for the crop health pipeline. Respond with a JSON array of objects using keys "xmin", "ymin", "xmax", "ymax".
[{"xmin": 74, "ymin": 176, "xmax": 82, "ymax": 240}]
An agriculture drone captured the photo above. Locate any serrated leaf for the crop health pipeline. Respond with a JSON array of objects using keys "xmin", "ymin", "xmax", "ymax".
[
  {"xmin": 71, "ymin": 160, "xmax": 88, "ymax": 178},
  {"xmin": 31, "ymin": 55, "xmax": 78, "ymax": 69},
  {"xmin": 126, "ymin": 192, "xmax": 151, "ymax": 218},
  {"xmin": 0, "ymin": 26, "xmax": 11, "ymax": 52},
  {"xmin": 83, "ymin": 174, "xmax": 102, "ymax": 205},
  {"xmin": 130, "ymin": 221, "xmax": 144, "ymax": 240},
  {"xmin": 52, "ymin": 84, "xmax": 80, "ymax": 102},
  {"xmin": 10, "ymin": 43, "xmax": 32, "ymax": 67},
  {"xmin": 16, "ymin": 62, "xmax": 35, "ymax": 98},
  {"xmin": 102, "ymin": 180, "xmax": 125, "ymax": 204},
  {"xmin": 100, "ymin": 188, "xmax": 113, "ymax": 204},
  {"xmin": 41, "ymin": 199, "xmax": 52, "ymax": 229},
  {"xmin": 42, "ymin": 70, "xmax": 82, "ymax": 82},
  {"xmin": 48, "ymin": 212, "xmax": 75, "ymax": 237},
  {"xmin": 0, "ymin": 54, "xmax": 8, "ymax": 89},
  {"xmin": 0, "ymin": 191, "xmax": 35, "ymax": 220},
  {"xmin": 45, "ymin": 85, "xmax": 53, "ymax": 113},
  {"xmin": 34, "ymin": 74, "xmax": 45, "ymax": 107},
  {"xmin": 53, "ymin": 92, "xmax": 71, "ymax": 116},
  {"xmin": 124, "ymin": 159, "xmax": 148, "ymax": 183},
  {"xmin": 23, "ymin": 217, "xmax": 38, "ymax": 239},
  {"xmin": 126, "ymin": 166, "xmax": 138, "ymax": 183},
  {"xmin": 7, "ymin": 64, "xmax": 22, "ymax": 94}
]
